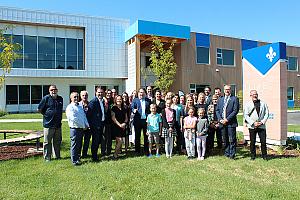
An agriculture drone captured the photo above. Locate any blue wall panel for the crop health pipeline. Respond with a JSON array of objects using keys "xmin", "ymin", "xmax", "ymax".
[{"xmin": 196, "ymin": 33, "xmax": 210, "ymax": 47}]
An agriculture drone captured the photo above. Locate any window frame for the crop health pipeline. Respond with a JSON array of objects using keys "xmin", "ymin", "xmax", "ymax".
[
  {"xmin": 287, "ymin": 86, "xmax": 294, "ymax": 101},
  {"xmin": 216, "ymin": 48, "xmax": 235, "ymax": 67},
  {"xmin": 196, "ymin": 46, "xmax": 210, "ymax": 65},
  {"xmin": 287, "ymin": 56, "xmax": 298, "ymax": 72}
]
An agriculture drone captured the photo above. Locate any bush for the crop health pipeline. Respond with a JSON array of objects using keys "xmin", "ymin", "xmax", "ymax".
[{"xmin": 0, "ymin": 110, "xmax": 7, "ymax": 117}]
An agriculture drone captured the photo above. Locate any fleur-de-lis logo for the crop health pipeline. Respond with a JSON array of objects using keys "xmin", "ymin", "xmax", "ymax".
[{"xmin": 266, "ymin": 47, "xmax": 276, "ymax": 62}]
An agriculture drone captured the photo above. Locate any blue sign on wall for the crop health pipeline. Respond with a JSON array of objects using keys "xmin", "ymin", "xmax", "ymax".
[{"xmin": 242, "ymin": 42, "xmax": 286, "ymax": 75}]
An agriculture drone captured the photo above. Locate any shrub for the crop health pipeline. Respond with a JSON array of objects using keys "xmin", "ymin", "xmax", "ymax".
[{"xmin": 0, "ymin": 109, "xmax": 7, "ymax": 117}]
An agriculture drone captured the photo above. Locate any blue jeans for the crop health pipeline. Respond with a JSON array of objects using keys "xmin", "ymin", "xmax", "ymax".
[
  {"xmin": 221, "ymin": 126, "xmax": 236, "ymax": 158},
  {"xmin": 70, "ymin": 128, "xmax": 84, "ymax": 164}
]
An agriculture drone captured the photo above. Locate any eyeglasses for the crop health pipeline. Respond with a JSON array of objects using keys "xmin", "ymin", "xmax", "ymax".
[
  {"xmin": 74, "ymin": 96, "xmax": 79, "ymax": 98},
  {"xmin": 50, "ymin": 89, "xmax": 57, "ymax": 91}
]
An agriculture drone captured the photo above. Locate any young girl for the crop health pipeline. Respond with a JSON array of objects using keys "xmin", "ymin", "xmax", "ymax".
[
  {"xmin": 196, "ymin": 108, "xmax": 208, "ymax": 160},
  {"xmin": 161, "ymin": 99, "xmax": 177, "ymax": 158},
  {"xmin": 183, "ymin": 107, "xmax": 197, "ymax": 159}
]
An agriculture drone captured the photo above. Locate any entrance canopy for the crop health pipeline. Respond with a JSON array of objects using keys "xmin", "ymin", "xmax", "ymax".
[{"xmin": 125, "ymin": 20, "xmax": 190, "ymax": 42}]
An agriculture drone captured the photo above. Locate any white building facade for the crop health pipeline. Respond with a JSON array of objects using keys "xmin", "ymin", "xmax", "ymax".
[{"xmin": 0, "ymin": 7, "xmax": 129, "ymax": 112}]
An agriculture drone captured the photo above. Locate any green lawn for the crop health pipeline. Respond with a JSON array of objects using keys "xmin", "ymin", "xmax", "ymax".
[
  {"xmin": 0, "ymin": 122, "xmax": 300, "ymax": 199},
  {"xmin": 0, "ymin": 113, "xmax": 67, "ymax": 119}
]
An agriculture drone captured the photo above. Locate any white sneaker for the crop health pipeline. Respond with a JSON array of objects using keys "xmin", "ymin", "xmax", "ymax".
[
  {"xmin": 200, "ymin": 157, "xmax": 204, "ymax": 160},
  {"xmin": 197, "ymin": 157, "xmax": 201, "ymax": 161}
]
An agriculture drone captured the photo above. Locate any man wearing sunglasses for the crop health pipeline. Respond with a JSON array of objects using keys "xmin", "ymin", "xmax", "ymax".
[{"xmin": 38, "ymin": 85, "xmax": 63, "ymax": 162}]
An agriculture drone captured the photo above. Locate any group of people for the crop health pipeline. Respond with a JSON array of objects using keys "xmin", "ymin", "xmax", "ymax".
[{"xmin": 37, "ymin": 84, "xmax": 269, "ymax": 166}]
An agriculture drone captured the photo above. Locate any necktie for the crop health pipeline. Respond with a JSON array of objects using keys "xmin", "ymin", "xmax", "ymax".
[{"xmin": 222, "ymin": 96, "xmax": 229, "ymax": 119}]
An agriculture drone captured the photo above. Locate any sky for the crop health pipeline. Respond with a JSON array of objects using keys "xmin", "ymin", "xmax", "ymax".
[{"xmin": 1, "ymin": 0, "xmax": 300, "ymax": 46}]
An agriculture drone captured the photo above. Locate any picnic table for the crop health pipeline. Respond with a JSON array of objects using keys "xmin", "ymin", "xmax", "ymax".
[{"xmin": 0, "ymin": 130, "xmax": 43, "ymax": 150}]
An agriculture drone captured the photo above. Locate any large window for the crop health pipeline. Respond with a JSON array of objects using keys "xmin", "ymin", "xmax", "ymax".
[
  {"xmin": 196, "ymin": 47, "xmax": 209, "ymax": 64},
  {"xmin": 24, "ymin": 36, "xmax": 37, "ymax": 68},
  {"xmin": 189, "ymin": 84, "xmax": 208, "ymax": 94},
  {"xmin": 66, "ymin": 38, "xmax": 77, "ymax": 70},
  {"xmin": 38, "ymin": 36, "xmax": 55, "ymax": 69},
  {"xmin": 19, "ymin": 85, "xmax": 30, "ymax": 104},
  {"xmin": 217, "ymin": 48, "xmax": 235, "ymax": 66},
  {"xmin": 287, "ymin": 87, "xmax": 294, "ymax": 100},
  {"xmin": 70, "ymin": 85, "xmax": 86, "ymax": 93},
  {"xmin": 12, "ymin": 35, "xmax": 23, "ymax": 68},
  {"xmin": 56, "ymin": 38, "xmax": 65, "ymax": 69},
  {"xmin": 31, "ymin": 85, "xmax": 42, "ymax": 104},
  {"xmin": 6, "ymin": 85, "xmax": 50, "ymax": 105},
  {"xmin": 287, "ymin": 56, "xmax": 298, "ymax": 71},
  {"xmin": 10, "ymin": 35, "xmax": 84, "ymax": 70},
  {"xmin": 6, "ymin": 85, "xmax": 18, "ymax": 105}
]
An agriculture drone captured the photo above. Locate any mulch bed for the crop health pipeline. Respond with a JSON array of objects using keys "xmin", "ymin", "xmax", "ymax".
[{"xmin": 0, "ymin": 145, "xmax": 42, "ymax": 161}]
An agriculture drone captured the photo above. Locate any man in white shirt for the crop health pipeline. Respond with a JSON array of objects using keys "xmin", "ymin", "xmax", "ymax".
[{"xmin": 66, "ymin": 92, "xmax": 89, "ymax": 166}]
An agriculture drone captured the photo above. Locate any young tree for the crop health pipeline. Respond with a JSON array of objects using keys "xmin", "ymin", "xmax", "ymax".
[
  {"xmin": 0, "ymin": 26, "xmax": 21, "ymax": 88},
  {"xmin": 149, "ymin": 36, "xmax": 177, "ymax": 92}
]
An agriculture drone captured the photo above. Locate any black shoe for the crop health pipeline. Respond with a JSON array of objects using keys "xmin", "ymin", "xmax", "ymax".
[
  {"xmin": 262, "ymin": 156, "xmax": 268, "ymax": 161},
  {"xmin": 73, "ymin": 161, "xmax": 82, "ymax": 166},
  {"xmin": 250, "ymin": 157, "xmax": 255, "ymax": 160}
]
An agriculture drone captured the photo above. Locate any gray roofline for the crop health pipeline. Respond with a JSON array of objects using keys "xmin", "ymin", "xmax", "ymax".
[{"xmin": 0, "ymin": 6, "xmax": 130, "ymax": 23}]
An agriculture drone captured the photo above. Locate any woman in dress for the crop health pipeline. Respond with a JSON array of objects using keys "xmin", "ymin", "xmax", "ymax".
[
  {"xmin": 111, "ymin": 95, "xmax": 128, "ymax": 158},
  {"xmin": 122, "ymin": 92, "xmax": 131, "ymax": 152}
]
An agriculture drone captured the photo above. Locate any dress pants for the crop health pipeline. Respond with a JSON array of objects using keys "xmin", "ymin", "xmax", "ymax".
[
  {"xmin": 221, "ymin": 126, "xmax": 237, "ymax": 158},
  {"xmin": 70, "ymin": 128, "xmax": 83, "ymax": 164},
  {"xmin": 249, "ymin": 128, "xmax": 267, "ymax": 158},
  {"xmin": 207, "ymin": 127, "xmax": 222, "ymax": 151},
  {"xmin": 133, "ymin": 119, "xmax": 148, "ymax": 155},
  {"xmin": 91, "ymin": 126, "xmax": 104, "ymax": 161},
  {"xmin": 103, "ymin": 124, "xmax": 112, "ymax": 156},
  {"xmin": 81, "ymin": 129, "xmax": 91, "ymax": 157}
]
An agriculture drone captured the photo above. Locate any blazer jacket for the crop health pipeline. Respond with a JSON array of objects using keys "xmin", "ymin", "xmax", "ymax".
[
  {"xmin": 243, "ymin": 100, "xmax": 269, "ymax": 129},
  {"xmin": 216, "ymin": 95, "xmax": 239, "ymax": 127},
  {"xmin": 131, "ymin": 97, "xmax": 151, "ymax": 122},
  {"xmin": 87, "ymin": 97, "xmax": 108, "ymax": 129},
  {"xmin": 161, "ymin": 108, "xmax": 176, "ymax": 129}
]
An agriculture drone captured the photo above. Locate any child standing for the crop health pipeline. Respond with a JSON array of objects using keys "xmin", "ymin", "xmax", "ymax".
[
  {"xmin": 146, "ymin": 104, "xmax": 162, "ymax": 158},
  {"xmin": 161, "ymin": 99, "xmax": 177, "ymax": 158},
  {"xmin": 196, "ymin": 108, "xmax": 208, "ymax": 160},
  {"xmin": 183, "ymin": 107, "xmax": 197, "ymax": 159}
]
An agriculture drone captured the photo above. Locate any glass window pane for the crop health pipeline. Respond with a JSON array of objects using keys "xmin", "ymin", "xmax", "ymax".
[
  {"xmin": 6, "ymin": 85, "xmax": 18, "ymax": 105},
  {"xmin": 31, "ymin": 85, "xmax": 42, "ymax": 104},
  {"xmin": 217, "ymin": 58, "xmax": 222, "ymax": 65},
  {"xmin": 43, "ymin": 85, "xmax": 50, "ymax": 97},
  {"xmin": 196, "ymin": 47, "xmax": 209, "ymax": 64},
  {"xmin": 78, "ymin": 39, "xmax": 84, "ymax": 70},
  {"xmin": 67, "ymin": 38, "xmax": 77, "ymax": 70},
  {"xmin": 38, "ymin": 36, "xmax": 55, "ymax": 69},
  {"xmin": 12, "ymin": 35, "xmax": 23, "ymax": 68},
  {"xmin": 70, "ymin": 85, "xmax": 86, "ymax": 93},
  {"xmin": 56, "ymin": 38, "xmax": 65, "ymax": 69},
  {"xmin": 222, "ymin": 49, "xmax": 234, "ymax": 66},
  {"xmin": 287, "ymin": 57, "xmax": 298, "ymax": 71},
  {"xmin": 24, "ymin": 35, "xmax": 37, "ymax": 68},
  {"xmin": 19, "ymin": 85, "xmax": 30, "ymax": 104},
  {"xmin": 287, "ymin": 87, "xmax": 294, "ymax": 100},
  {"xmin": 217, "ymin": 48, "xmax": 222, "ymax": 53}
]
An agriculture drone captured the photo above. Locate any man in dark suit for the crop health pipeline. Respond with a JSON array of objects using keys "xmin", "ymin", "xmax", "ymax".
[
  {"xmin": 87, "ymin": 87, "xmax": 108, "ymax": 161},
  {"xmin": 204, "ymin": 86, "xmax": 212, "ymax": 105},
  {"xmin": 131, "ymin": 88, "xmax": 151, "ymax": 155},
  {"xmin": 216, "ymin": 85, "xmax": 239, "ymax": 159}
]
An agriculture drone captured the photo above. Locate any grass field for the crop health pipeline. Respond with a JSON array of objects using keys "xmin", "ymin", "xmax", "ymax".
[{"xmin": 0, "ymin": 121, "xmax": 300, "ymax": 199}]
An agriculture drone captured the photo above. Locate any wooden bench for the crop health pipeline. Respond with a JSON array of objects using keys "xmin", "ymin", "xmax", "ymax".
[{"xmin": 0, "ymin": 130, "xmax": 43, "ymax": 150}]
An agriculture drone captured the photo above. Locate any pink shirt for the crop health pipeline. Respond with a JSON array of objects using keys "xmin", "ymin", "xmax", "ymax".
[
  {"xmin": 165, "ymin": 108, "xmax": 174, "ymax": 122},
  {"xmin": 184, "ymin": 116, "xmax": 197, "ymax": 127}
]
